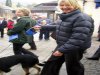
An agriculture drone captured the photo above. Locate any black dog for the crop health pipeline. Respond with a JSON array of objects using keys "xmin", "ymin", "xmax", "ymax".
[{"xmin": 0, "ymin": 54, "xmax": 41, "ymax": 75}]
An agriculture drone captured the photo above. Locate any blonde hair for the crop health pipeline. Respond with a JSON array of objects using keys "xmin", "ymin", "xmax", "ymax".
[
  {"xmin": 58, "ymin": 0, "xmax": 82, "ymax": 11},
  {"xmin": 16, "ymin": 8, "xmax": 31, "ymax": 16}
]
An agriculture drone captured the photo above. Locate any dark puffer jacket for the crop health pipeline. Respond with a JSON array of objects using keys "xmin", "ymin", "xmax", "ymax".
[{"xmin": 56, "ymin": 10, "xmax": 94, "ymax": 53}]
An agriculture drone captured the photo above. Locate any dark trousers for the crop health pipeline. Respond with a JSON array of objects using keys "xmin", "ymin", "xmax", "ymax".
[
  {"xmin": 13, "ymin": 43, "xmax": 26, "ymax": 55},
  {"xmin": 46, "ymin": 31, "xmax": 50, "ymax": 40},
  {"xmin": 28, "ymin": 37, "xmax": 36, "ymax": 49},
  {"xmin": 29, "ymin": 42, "xmax": 36, "ymax": 49},
  {"xmin": 13, "ymin": 43, "xmax": 38, "ymax": 69},
  {"xmin": 39, "ymin": 30, "xmax": 50, "ymax": 40},
  {"xmin": 41, "ymin": 49, "xmax": 84, "ymax": 75},
  {"xmin": 0, "ymin": 29, "xmax": 4, "ymax": 38}
]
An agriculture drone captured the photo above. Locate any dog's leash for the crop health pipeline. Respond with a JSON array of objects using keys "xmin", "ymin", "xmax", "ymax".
[{"xmin": 0, "ymin": 44, "xmax": 12, "ymax": 53}]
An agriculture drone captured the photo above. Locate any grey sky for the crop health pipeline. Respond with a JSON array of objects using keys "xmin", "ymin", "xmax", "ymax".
[
  {"xmin": 0, "ymin": 0, "xmax": 57, "ymax": 5},
  {"xmin": 12, "ymin": 0, "xmax": 57, "ymax": 4}
]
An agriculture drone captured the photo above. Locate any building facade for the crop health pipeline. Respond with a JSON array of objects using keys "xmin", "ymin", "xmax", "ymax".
[{"xmin": 0, "ymin": 3, "xmax": 14, "ymax": 19}]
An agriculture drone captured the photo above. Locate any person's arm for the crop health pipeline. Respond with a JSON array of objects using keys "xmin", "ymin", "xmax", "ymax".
[
  {"xmin": 41, "ymin": 25, "xmax": 56, "ymax": 31},
  {"xmin": 33, "ymin": 25, "xmax": 56, "ymax": 32}
]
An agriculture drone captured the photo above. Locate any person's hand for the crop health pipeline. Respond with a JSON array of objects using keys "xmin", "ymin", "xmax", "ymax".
[
  {"xmin": 53, "ymin": 51, "xmax": 63, "ymax": 56},
  {"xmin": 32, "ymin": 26, "xmax": 41, "ymax": 31}
]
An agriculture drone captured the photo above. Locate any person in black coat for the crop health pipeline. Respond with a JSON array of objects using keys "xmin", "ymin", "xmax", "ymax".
[
  {"xmin": 40, "ymin": 0, "xmax": 94, "ymax": 75},
  {"xmin": 86, "ymin": 25, "xmax": 100, "ymax": 60},
  {"xmin": 0, "ymin": 17, "xmax": 7, "ymax": 38},
  {"xmin": 37, "ymin": 17, "xmax": 52, "ymax": 40},
  {"xmin": 86, "ymin": 22, "xmax": 100, "ymax": 60}
]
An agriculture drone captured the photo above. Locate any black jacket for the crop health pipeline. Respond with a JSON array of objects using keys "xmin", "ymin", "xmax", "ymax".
[
  {"xmin": 0, "ymin": 20, "xmax": 7, "ymax": 30},
  {"xmin": 42, "ymin": 10, "xmax": 94, "ymax": 53}
]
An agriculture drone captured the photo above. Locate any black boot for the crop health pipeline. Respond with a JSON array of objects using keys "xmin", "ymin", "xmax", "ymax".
[{"xmin": 87, "ymin": 47, "xmax": 100, "ymax": 60}]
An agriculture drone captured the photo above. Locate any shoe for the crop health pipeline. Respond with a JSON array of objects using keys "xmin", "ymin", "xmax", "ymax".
[
  {"xmin": 86, "ymin": 57, "xmax": 99, "ymax": 60},
  {"xmin": 87, "ymin": 47, "xmax": 100, "ymax": 60}
]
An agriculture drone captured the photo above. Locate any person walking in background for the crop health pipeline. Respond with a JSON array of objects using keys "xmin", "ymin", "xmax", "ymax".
[
  {"xmin": 86, "ymin": 23, "xmax": 100, "ymax": 60},
  {"xmin": 86, "ymin": 24, "xmax": 100, "ymax": 60},
  {"xmin": 40, "ymin": 0, "xmax": 94, "ymax": 75},
  {"xmin": 39, "ymin": 19, "xmax": 48, "ymax": 40},
  {"xmin": 0, "ymin": 17, "xmax": 7, "ymax": 38},
  {"xmin": 37, "ymin": 16, "xmax": 52, "ymax": 40}
]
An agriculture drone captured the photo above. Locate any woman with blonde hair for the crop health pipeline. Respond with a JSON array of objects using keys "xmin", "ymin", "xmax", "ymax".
[
  {"xmin": 40, "ymin": 0, "xmax": 94, "ymax": 75},
  {"xmin": 7, "ymin": 8, "xmax": 38, "ymax": 75},
  {"xmin": 7, "ymin": 8, "xmax": 37, "ymax": 54}
]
